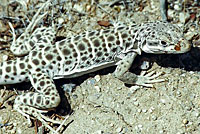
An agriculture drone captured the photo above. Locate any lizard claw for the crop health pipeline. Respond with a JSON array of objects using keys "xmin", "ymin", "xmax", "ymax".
[{"xmin": 135, "ymin": 70, "xmax": 165, "ymax": 87}]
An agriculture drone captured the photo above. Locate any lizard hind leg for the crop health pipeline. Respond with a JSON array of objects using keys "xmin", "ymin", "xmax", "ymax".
[{"xmin": 13, "ymin": 72, "xmax": 61, "ymax": 132}]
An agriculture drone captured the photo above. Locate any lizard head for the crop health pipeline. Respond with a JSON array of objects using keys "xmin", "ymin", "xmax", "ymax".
[{"xmin": 140, "ymin": 21, "xmax": 191, "ymax": 54}]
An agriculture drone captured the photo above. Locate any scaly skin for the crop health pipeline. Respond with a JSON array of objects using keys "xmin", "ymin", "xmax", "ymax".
[{"xmin": 1, "ymin": 5, "xmax": 191, "ymax": 132}]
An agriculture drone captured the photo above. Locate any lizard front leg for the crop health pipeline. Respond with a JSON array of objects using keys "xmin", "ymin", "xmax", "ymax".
[{"xmin": 113, "ymin": 52, "xmax": 164, "ymax": 87}]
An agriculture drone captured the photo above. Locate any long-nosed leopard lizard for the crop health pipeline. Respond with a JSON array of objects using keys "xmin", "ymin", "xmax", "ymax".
[{"xmin": 0, "ymin": 1, "xmax": 191, "ymax": 133}]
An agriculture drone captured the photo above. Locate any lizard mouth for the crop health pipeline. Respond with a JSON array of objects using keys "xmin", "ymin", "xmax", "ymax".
[{"xmin": 174, "ymin": 39, "xmax": 191, "ymax": 53}]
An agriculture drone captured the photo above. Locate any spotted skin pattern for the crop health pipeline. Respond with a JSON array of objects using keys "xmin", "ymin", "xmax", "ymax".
[{"xmin": 1, "ymin": 21, "xmax": 191, "ymax": 131}]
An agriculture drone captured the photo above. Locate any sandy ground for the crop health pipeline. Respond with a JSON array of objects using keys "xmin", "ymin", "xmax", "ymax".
[{"xmin": 0, "ymin": 0, "xmax": 200, "ymax": 134}]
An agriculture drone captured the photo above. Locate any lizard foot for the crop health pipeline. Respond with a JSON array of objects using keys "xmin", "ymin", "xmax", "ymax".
[{"xmin": 135, "ymin": 70, "xmax": 165, "ymax": 87}]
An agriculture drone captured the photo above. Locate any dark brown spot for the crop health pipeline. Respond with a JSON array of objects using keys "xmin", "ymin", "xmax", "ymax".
[
  {"xmin": 33, "ymin": 78, "xmax": 37, "ymax": 83},
  {"xmin": 45, "ymin": 54, "xmax": 53, "ymax": 60},
  {"xmin": 41, "ymin": 61, "xmax": 46, "ymax": 65},
  {"xmin": 23, "ymin": 99, "xmax": 27, "ymax": 103},
  {"xmin": 125, "ymin": 42, "xmax": 131, "ymax": 48},
  {"xmin": 74, "ymin": 35, "xmax": 81, "ymax": 41},
  {"xmin": 95, "ymin": 59, "xmax": 100, "ymax": 63},
  {"xmin": 88, "ymin": 31, "xmax": 95, "ymax": 37},
  {"xmin": 88, "ymin": 48, "xmax": 92, "ymax": 52},
  {"xmin": 29, "ymin": 93, "xmax": 34, "ymax": 97},
  {"xmin": 19, "ymin": 63, "xmax": 25, "ymax": 69},
  {"xmin": 30, "ymin": 99, "xmax": 33, "ymax": 105},
  {"xmin": 112, "ymin": 48, "xmax": 117, "ymax": 52},
  {"xmin": 51, "ymin": 97, "xmax": 55, "ymax": 101},
  {"xmin": 89, "ymin": 54, "xmax": 93, "ymax": 58},
  {"xmin": 57, "ymin": 56, "xmax": 62, "ymax": 61},
  {"xmin": 117, "ymin": 27, "xmax": 125, "ymax": 30},
  {"xmin": 5, "ymin": 66, "xmax": 11, "ymax": 72},
  {"xmin": 83, "ymin": 38, "xmax": 88, "ymax": 43},
  {"xmin": 105, "ymin": 53, "xmax": 109, "ymax": 56},
  {"xmin": 59, "ymin": 40, "xmax": 65, "ymax": 46},
  {"xmin": 36, "ymin": 68, "xmax": 41, "ymax": 72},
  {"xmin": 93, "ymin": 39, "xmax": 100, "ymax": 47},
  {"xmin": 108, "ymin": 43, "xmax": 112, "ymax": 47},
  {"xmin": 65, "ymin": 61, "xmax": 71, "ymax": 64},
  {"xmin": 43, "ymin": 39, "xmax": 48, "ymax": 43},
  {"xmin": 37, "ymin": 73, "xmax": 42, "ymax": 77},
  {"xmin": 81, "ymin": 57, "xmax": 87, "ymax": 61},
  {"xmin": 0, "ymin": 69, "xmax": 2, "ymax": 75},
  {"xmin": 24, "ymin": 107, "xmax": 28, "ymax": 111},
  {"xmin": 44, "ymin": 46, "xmax": 50, "ymax": 51},
  {"xmin": 121, "ymin": 33, "xmax": 128, "ymax": 38},
  {"xmin": 5, "ymin": 75, "xmax": 9, "ymax": 79},
  {"xmin": 103, "ymin": 48, "xmax": 107, "ymax": 52},
  {"xmin": 7, "ymin": 61, "xmax": 12, "ymax": 64},
  {"xmin": 116, "ymin": 40, "xmax": 120, "ymax": 45},
  {"xmin": 36, "ymin": 96, "xmax": 41, "ymax": 103},
  {"xmin": 97, "ymin": 52, "xmax": 102, "ymax": 57},
  {"xmin": 39, "ymin": 45, "xmax": 45, "ymax": 48},
  {"xmin": 73, "ymin": 53, "xmax": 78, "ymax": 57},
  {"xmin": 32, "ymin": 59, "xmax": 39, "ymax": 65},
  {"xmin": 20, "ymin": 35, "xmax": 25, "ymax": 40},
  {"xmin": 103, "ymin": 30, "xmax": 110, "ymax": 33},
  {"xmin": 20, "ymin": 46, "xmax": 24, "ymax": 49},
  {"xmin": 37, "ymin": 87, "xmax": 41, "ymax": 91},
  {"xmin": 36, "ymin": 34, "xmax": 41, "ymax": 39},
  {"xmin": 62, "ymin": 48, "xmax": 71, "ymax": 55},
  {"xmin": 20, "ymin": 72, "xmax": 26, "ymax": 75},
  {"xmin": 107, "ymin": 36, "xmax": 115, "ymax": 42},
  {"xmin": 40, "ymin": 81, "xmax": 45, "ymax": 86},
  {"xmin": 69, "ymin": 44, "xmax": 74, "ymax": 48},
  {"xmin": 78, "ymin": 43, "xmax": 85, "ymax": 51},
  {"xmin": 45, "ymin": 91, "xmax": 50, "ymax": 95},
  {"xmin": 53, "ymin": 49, "xmax": 57, "ymax": 53},
  {"xmin": 32, "ymin": 51, "xmax": 37, "ymax": 57},
  {"xmin": 13, "ymin": 66, "xmax": 17, "ymax": 72},
  {"xmin": 49, "ymin": 65, "xmax": 53, "ymax": 69},
  {"xmin": 45, "ymin": 100, "xmax": 50, "ymax": 105}
]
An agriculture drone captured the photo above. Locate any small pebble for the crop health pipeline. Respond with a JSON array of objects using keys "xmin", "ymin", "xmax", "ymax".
[
  {"xmin": 152, "ymin": 115, "xmax": 157, "ymax": 121},
  {"xmin": 139, "ymin": 60, "xmax": 150, "ymax": 70},
  {"xmin": 94, "ymin": 86, "xmax": 101, "ymax": 92},
  {"xmin": 57, "ymin": 17, "xmax": 65, "ymax": 24},
  {"xmin": 179, "ymin": 12, "xmax": 190, "ymax": 23},
  {"xmin": 116, "ymin": 127, "xmax": 122, "ymax": 133},
  {"xmin": 138, "ymin": 124, "xmax": 143, "ymax": 128},
  {"xmin": 182, "ymin": 119, "xmax": 188, "ymax": 124},
  {"xmin": 137, "ymin": 109, "xmax": 142, "ymax": 113},
  {"xmin": 167, "ymin": 9, "xmax": 175, "ymax": 18},
  {"xmin": 176, "ymin": 91, "xmax": 182, "ymax": 97},
  {"xmin": 133, "ymin": 101, "xmax": 139, "ymax": 106},
  {"xmin": 2, "ymin": 55, "xmax": 8, "ymax": 61},
  {"xmin": 88, "ymin": 79, "xmax": 96, "ymax": 85},
  {"xmin": 174, "ymin": 2, "xmax": 182, "ymax": 11},
  {"xmin": 142, "ymin": 109, "xmax": 147, "ymax": 113},
  {"xmin": 159, "ymin": 130, "xmax": 164, "ymax": 133},
  {"xmin": 94, "ymin": 75, "xmax": 101, "ymax": 82},
  {"xmin": 160, "ymin": 99, "xmax": 166, "ymax": 104}
]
